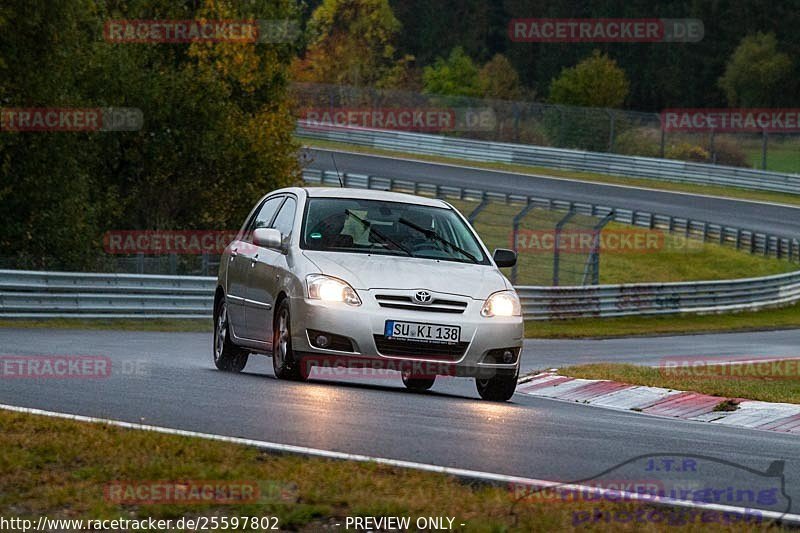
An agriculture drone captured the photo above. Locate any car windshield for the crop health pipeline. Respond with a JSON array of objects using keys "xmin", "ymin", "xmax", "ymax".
[{"xmin": 301, "ymin": 197, "xmax": 488, "ymax": 264}]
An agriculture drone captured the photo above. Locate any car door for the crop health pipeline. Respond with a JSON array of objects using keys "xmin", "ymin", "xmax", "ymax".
[
  {"xmin": 228, "ymin": 195, "xmax": 284, "ymax": 340},
  {"xmin": 246, "ymin": 195, "xmax": 297, "ymax": 343}
]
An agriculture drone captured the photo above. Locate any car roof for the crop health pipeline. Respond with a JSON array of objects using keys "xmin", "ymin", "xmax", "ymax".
[{"xmin": 303, "ymin": 187, "xmax": 450, "ymax": 208}]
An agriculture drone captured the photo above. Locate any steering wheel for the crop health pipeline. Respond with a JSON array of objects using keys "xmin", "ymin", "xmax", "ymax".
[{"xmin": 412, "ymin": 242, "xmax": 441, "ymax": 252}]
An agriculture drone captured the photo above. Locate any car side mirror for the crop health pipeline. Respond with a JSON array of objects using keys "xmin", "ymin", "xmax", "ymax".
[
  {"xmin": 493, "ymin": 248, "xmax": 517, "ymax": 268},
  {"xmin": 253, "ymin": 228, "xmax": 283, "ymax": 251}
]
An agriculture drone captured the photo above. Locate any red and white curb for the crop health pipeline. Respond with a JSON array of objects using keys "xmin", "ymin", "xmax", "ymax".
[{"xmin": 518, "ymin": 372, "xmax": 800, "ymax": 434}]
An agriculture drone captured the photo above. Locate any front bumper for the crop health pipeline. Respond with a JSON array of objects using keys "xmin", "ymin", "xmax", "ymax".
[{"xmin": 290, "ymin": 289, "xmax": 523, "ymax": 378}]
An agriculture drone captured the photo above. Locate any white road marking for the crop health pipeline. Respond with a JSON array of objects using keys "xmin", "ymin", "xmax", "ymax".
[
  {"xmin": 1, "ymin": 402, "xmax": 797, "ymax": 524},
  {"xmin": 308, "ymin": 147, "xmax": 800, "ymax": 211}
]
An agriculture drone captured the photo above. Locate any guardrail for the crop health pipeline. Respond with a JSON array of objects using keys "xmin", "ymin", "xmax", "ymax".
[
  {"xmin": 519, "ymin": 270, "xmax": 800, "ymax": 320},
  {"xmin": 297, "ymin": 122, "xmax": 800, "ymax": 194},
  {"xmin": 0, "ymin": 270, "xmax": 214, "ymax": 319},
  {"xmin": 2, "ymin": 268, "xmax": 799, "ymax": 320},
  {"xmin": 302, "ymin": 168, "xmax": 800, "ymax": 261}
]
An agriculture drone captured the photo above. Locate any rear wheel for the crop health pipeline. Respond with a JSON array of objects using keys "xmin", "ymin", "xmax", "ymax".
[
  {"xmin": 476, "ymin": 370, "xmax": 518, "ymax": 402},
  {"xmin": 272, "ymin": 300, "xmax": 305, "ymax": 381},
  {"xmin": 213, "ymin": 298, "xmax": 249, "ymax": 372},
  {"xmin": 401, "ymin": 370, "xmax": 436, "ymax": 392}
]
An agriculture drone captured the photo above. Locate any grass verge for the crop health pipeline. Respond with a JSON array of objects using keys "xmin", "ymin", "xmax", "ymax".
[
  {"xmin": 525, "ymin": 302, "xmax": 800, "ymax": 339},
  {"xmin": 1, "ymin": 408, "xmax": 777, "ymax": 531},
  {"xmin": 556, "ymin": 362, "xmax": 800, "ymax": 405},
  {"xmin": 301, "ymin": 137, "xmax": 800, "ymax": 208}
]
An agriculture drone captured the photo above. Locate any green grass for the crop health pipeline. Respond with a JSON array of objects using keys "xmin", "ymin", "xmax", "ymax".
[
  {"xmin": 301, "ymin": 137, "xmax": 800, "ymax": 207},
  {"xmin": 555, "ymin": 362, "xmax": 800, "ymax": 405},
  {"xmin": 439, "ymin": 197, "xmax": 797, "ymax": 286},
  {"xmin": 525, "ymin": 301, "xmax": 800, "ymax": 339},
  {"xmin": 2, "ymin": 408, "xmax": 777, "ymax": 532},
  {"xmin": 745, "ymin": 142, "xmax": 800, "ymax": 174}
]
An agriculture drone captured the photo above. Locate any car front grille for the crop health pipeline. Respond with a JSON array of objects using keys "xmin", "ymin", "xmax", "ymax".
[
  {"xmin": 373, "ymin": 335, "xmax": 469, "ymax": 360},
  {"xmin": 374, "ymin": 294, "xmax": 468, "ymax": 314}
]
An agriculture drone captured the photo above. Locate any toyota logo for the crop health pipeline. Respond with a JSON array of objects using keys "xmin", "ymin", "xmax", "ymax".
[{"xmin": 413, "ymin": 290, "xmax": 433, "ymax": 304}]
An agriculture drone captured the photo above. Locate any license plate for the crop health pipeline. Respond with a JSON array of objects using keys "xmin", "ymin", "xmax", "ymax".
[{"xmin": 384, "ymin": 320, "xmax": 460, "ymax": 344}]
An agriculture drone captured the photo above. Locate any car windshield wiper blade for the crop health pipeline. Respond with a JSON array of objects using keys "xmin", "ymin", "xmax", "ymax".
[
  {"xmin": 398, "ymin": 217, "xmax": 478, "ymax": 263},
  {"xmin": 344, "ymin": 209, "xmax": 412, "ymax": 257}
]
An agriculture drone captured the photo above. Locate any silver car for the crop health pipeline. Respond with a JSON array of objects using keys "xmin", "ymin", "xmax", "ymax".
[{"xmin": 213, "ymin": 187, "xmax": 524, "ymax": 401}]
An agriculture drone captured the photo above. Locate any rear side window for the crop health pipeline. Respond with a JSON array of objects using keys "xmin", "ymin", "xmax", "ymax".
[
  {"xmin": 242, "ymin": 196, "xmax": 283, "ymax": 242},
  {"xmin": 271, "ymin": 197, "xmax": 297, "ymax": 236}
]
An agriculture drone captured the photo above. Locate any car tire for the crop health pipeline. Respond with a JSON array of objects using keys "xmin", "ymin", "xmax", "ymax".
[
  {"xmin": 213, "ymin": 298, "xmax": 249, "ymax": 372},
  {"xmin": 475, "ymin": 370, "xmax": 518, "ymax": 402},
  {"xmin": 272, "ymin": 299, "xmax": 305, "ymax": 381},
  {"xmin": 401, "ymin": 370, "xmax": 436, "ymax": 392}
]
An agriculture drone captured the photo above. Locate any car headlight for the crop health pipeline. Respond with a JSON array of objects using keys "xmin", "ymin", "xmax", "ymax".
[
  {"xmin": 481, "ymin": 290, "xmax": 521, "ymax": 317},
  {"xmin": 306, "ymin": 274, "xmax": 361, "ymax": 306}
]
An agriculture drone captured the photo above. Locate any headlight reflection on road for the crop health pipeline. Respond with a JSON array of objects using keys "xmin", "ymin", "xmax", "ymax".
[{"xmin": 286, "ymin": 383, "xmax": 352, "ymax": 443}]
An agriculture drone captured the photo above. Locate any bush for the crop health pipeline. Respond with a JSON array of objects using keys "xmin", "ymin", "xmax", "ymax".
[
  {"xmin": 665, "ymin": 143, "xmax": 710, "ymax": 163},
  {"xmin": 614, "ymin": 127, "xmax": 661, "ymax": 157},
  {"xmin": 708, "ymin": 137, "xmax": 750, "ymax": 167}
]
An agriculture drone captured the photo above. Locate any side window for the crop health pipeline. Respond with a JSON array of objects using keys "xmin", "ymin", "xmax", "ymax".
[
  {"xmin": 271, "ymin": 197, "xmax": 297, "ymax": 236},
  {"xmin": 243, "ymin": 196, "xmax": 283, "ymax": 242}
]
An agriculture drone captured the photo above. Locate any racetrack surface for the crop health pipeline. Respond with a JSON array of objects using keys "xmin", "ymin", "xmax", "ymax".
[
  {"xmin": 307, "ymin": 149, "xmax": 800, "ymax": 239},
  {"xmin": 523, "ymin": 329, "xmax": 800, "ymax": 369},
  {"xmin": 2, "ymin": 327, "xmax": 799, "ymax": 516}
]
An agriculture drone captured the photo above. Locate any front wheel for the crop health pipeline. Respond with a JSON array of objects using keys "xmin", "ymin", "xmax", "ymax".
[
  {"xmin": 272, "ymin": 300, "xmax": 305, "ymax": 381},
  {"xmin": 401, "ymin": 370, "xmax": 435, "ymax": 392},
  {"xmin": 476, "ymin": 370, "xmax": 518, "ymax": 402},
  {"xmin": 213, "ymin": 298, "xmax": 249, "ymax": 372}
]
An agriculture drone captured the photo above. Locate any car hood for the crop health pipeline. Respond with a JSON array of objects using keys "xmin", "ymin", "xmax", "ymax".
[{"xmin": 302, "ymin": 251, "xmax": 509, "ymax": 299}]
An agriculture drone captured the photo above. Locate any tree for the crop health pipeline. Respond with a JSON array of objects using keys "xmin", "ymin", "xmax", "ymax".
[
  {"xmin": 718, "ymin": 32, "xmax": 794, "ymax": 107},
  {"xmin": 478, "ymin": 54, "xmax": 524, "ymax": 100},
  {"xmin": 422, "ymin": 47, "xmax": 481, "ymax": 97},
  {"xmin": 292, "ymin": 0, "xmax": 402, "ymax": 87},
  {"xmin": 0, "ymin": 0, "xmax": 299, "ymax": 269},
  {"xmin": 376, "ymin": 54, "xmax": 422, "ymax": 91},
  {"xmin": 548, "ymin": 50, "xmax": 630, "ymax": 108}
]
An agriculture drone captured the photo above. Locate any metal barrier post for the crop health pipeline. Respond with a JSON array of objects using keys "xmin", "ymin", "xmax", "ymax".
[
  {"xmin": 510, "ymin": 202, "xmax": 537, "ymax": 284},
  {"xmin": 553, "ymin": 210, "xmax": 577, "ymax": 286},
  {"xmin": 582, "ymin": 212, "xmax": 614, "ymax": 285},
  {"xmin": 467, "ymin": 196, "xmax": 490, "ymax": 224}
]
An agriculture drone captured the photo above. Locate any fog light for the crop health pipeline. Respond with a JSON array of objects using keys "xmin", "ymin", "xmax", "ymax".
[
  {"xmin": 502, "ymin": 349, "xmax": 514, "ymax": 363},
  {"xmin": 315, "ymin": 334, "xmax": 330, "ymax": 348}
]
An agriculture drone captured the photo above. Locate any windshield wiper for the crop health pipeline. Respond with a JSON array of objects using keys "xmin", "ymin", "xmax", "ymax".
[
  {"xmin": 343, "ymin": 209, "xmax": 412, "ymax": 257},
  {"xmin": 398, "ymin": 217, "xmax": 478, "ymax": 263}
]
